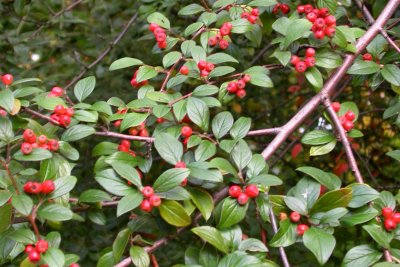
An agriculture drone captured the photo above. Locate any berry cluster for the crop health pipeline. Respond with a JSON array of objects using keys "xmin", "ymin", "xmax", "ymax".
[
  {"xmin": 226, "ymin": 74, "xmax": 251, "ymax": 99},
  {"xmin": 208, "ymin": 22, "xmax": 232, "ymax": 50},
  {"xmin": 117, "ymin": 139, "xmax": 136, "ymax": 157},
  {"xmin": 50, "ymin": 105, "xmax": 74, "ymax": 127},
  {"xmin": 175, "ymin": 161, "xmax": 188, "ymax": 186},
  {"xmin": 129, "ymin": 122, "xmax": 149, "ymax": 137},
  {"xmin": 24, "ymin": 180, "xmax": 55, "ymax": 195},
  {"xmin": 140, "ymin": 186, "xmax": 161, "ymax": 212},
  {"xmin": 48, "ymin": 86, "xmax": 63, "ymax": 97},
  {"xmin": 290, "ymin": 48, "xmax": 316, "ymax": 73},
  {"xmin": 149, "ymin": 23, "xmax": 167, "ymax": 49},
  {"xmin": 288, "ymin": 211, "xmax": 309, "ymax": 236},
  {"xmin": 228, "ymin": 184, "xmax": 259, "ymax": 205},
  {"xmin": 131, "ymin": 69, "xmax": 149, "ymax": 88},
  {"xmin": 24, "ymin": 240, "xmax": 48, "ymax": 263},
  {"xmin": 382, "ymin": 207, "xmax": 400, "ymax": 231},
  {"xmin": 197, "ymin": 60, "xmax": 215, "ymax": 77},
  {"xmin": 362, "ymin": 53, "xmax": 373, "ymax": 61},
  {"xmin": 331, "ymin": 102, "xmax": 356, "ymax": 132},
  {"xmin": 272, "ymin": 3, "xmax": 290, "ymax": 14},
  {"xmin": 240, "ymin": 8, "xmax": 259, "ymax": 24},
  {"xmin": 1, "ymin": 73, "xmax": 13, "ymax": 86},
  {"xmin": 21, "ymin": 129, "xmax": 59, "ymax": 155},
  {"xmin": 298, "ymin": 5, "xmax": 336, "ymax": 39}
]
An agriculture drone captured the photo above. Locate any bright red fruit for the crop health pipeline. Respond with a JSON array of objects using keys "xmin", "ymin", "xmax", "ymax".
[
  {"xmin": 51, "ymin": 86, "xmax": 63, "ymax": 96},
  {"xmin": 297, "ymin": 6, "xmax": 305, "ymax": 13},
  {"xmin": 205, "ymin": 63, "xmax": 215, "ymax": 72},
  {"xmin": 314, "ymin": 18, "xmax": 325, "ymax": 29},
  {"xmin": 48, "ymin": 139, "xmax": 60, "ymax": 151},
  {"xmin": 70, "ymin": 264, "xmax": 80, "ymax": 267},
  {"xmin": 305, "ymin": 57, "xmax": 316, "ymax": 67},
  {"xmin": 23, "ymin": 129, "xmax": 36, "ymax": 142},
  {"xmin": 296, "ymin": 224, "xmax": 309, "ymax": 235},
  {"xmin": 314, "ymin": 30, "xmax": 325, "ymax": 39},
  {"xmin": 59, "ymin": 115, "xmax": 71, "ymax": 127},
  {"xmin": 35, "ymin": 240, "xmax": 49, "ymax": 253},
  {"xmin": 237, "ymin": 79, "xmax": 246, "ymax": 89},
  {"xmin": 245, "ymin": 184, "xmax": 259, "ymax": 198},
  {"xmin": 2, "ymin": 74, "xmax": 13, "ymax": 85},
  {"xmin": 30, "ymin": 182, "xmax": 42, "ymax": 194},
  {"xmin": 25, "ymin": 244, "xmax": 35, "ymax": 254},
  {"xmin": 139, "ymin": 128, "xmax": 149, "ymax": 137},
  {"xmin": 149, "ymin": 195, "xmax": 161, "ymax": 207},
  {"xmin": 149, "ymin": 23, "xmax": 158, "ymax": 32},
  {"xmin": 197, "ymin": 60, "xmax": 207, "ymax": 70},
  {"xmin": 236, "ymin": 89, "xmax": 246, "ymax": 99},
  {"xmin": 237, "ymin": 193, "xmax": 249, "ymax": 205},
  {"xmin": 382, "ymin": 207, "xmax": 393, "ymax": 218},
  {"xmin": 242, "ymin": 74, "xmax": 251, "ymax": 83},
  {"xmin": 324, "ymin": 26, "xmax": 336, "ymax": 37},
  {"xmin": 41, "ymin": 180, "xmax": 55, "ymax": 194},
  {"xmin": 142, "ymin": 186, "xmax": 154, "ymax": 198},
  {"xmin": 325, "ymin": 15, "xmax": 336, "ymax": 26},
  {"xmin": 306, "ymin": 12, "xmax": 317, "ymax": 22},
  {"xmin": 66, "ymin": 107, "xmax": 74, "ymax": 117},
  {"xmin": 332, "ymin": 102, "xmax": 341, "ymax": 112},
  {"xmin": 384, "ymin": 218, "xmax": 397, "ymax": 231},
  {"xmin": 304, "ymin": 4, "xmax": 313, "ymax": 13},
  {"xmin": 175, "ymin": 161, "xmax": 186, "ymax": 168},
  {"xmin": 229, "ymin": 185, "xmax": 242, "ymax": 198},
  {"xmin": 280, "ymin": 4, "xmax": 290, "ymax": 14},
  {"xmin": 28, "ymin": 251, "xmax": 41, "ymax": 262},
  {"xmin": 290, "ymin": 55, "xmax": 300, "ymax": 66},
  {"xmin": 121, "ymin": 140, "xmax": 131, "ymax": 148},
  {"xmin": 362, "ymin": 53, "xmax": 373, "ymax": 61},
  {"xmin": 319, "ymin": 8, "xmax": 329, "ymax": 17},
  {"xmin": 251, "ymin": 8, "xmax": 259, "ymax": 16},
  {"xmin": 227, "ymin": 82, "xmax": 238, "ymax": 93},
  {"xmin": 392, "ymin": 213, "xmax": 400, "ymax": 223},
  {"xmin": 219, "ymin": 39, "xmax": 229, "ymax": 50},
  {"xmin": 305, "ymin": 48, "xmax": 316, "ymax": 58},
  {"xmin": 295, "ymin": 61, "xmax": 307, "ymax": 73},
  {"xmin": 21, "ymin": 143, "xmax": 33, "ymax": 155},
  {"xmin": 181, "ymin": 126, "xmax": 193, "ymax": 137},
  {"xmin": 54, "ymin": 105, "xmax": 66, "ymax": 115},
  {"xmin": 179, "ymin": 66, "xmax": 189, "ymax": 75},
  {"xmin": 38, "ymin": 135, "xmax": 47, "ymax": 144},
  {"xmin": 290, "ymin": 211, "xmax": 301, "ymax": 223},
  {"xmin": 345, "ymin": 111, "xmax": 356, "ymax": 121},
  {"xmin": 140, "ymin": 199, "xmax": 152, "ymax": 212}
]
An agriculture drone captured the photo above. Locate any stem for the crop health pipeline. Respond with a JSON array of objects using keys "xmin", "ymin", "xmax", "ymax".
[
  {"xmin": 269, "ymin": 206, "xmax": 290, "ymax": 267},
  {"xmin": 168, "ymin": 93, "xmax": 192, "ymax": 107},
  {"xmin": 23, "ymin": 107, "xmax": 61, "ymax": 126},
  {"xmin": 160, "ymin": 58, "xmax": 183, "ymax": 92},
  {"xmin": 95, "ymin": 131, "xmax": 154, "ymax": 142},
  {"xmin": 0, "ymin": 160, "xmax": 20, "ymax": 195}
]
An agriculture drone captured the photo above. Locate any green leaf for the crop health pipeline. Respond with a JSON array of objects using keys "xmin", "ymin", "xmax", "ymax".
[
  {"xmin": 212, "ymin": 111, "xmax": 234, "ymax": 139},
  {"xmin": 79, "ymin": 189, "xmax": 112, "ymax": 203},
  {"xmin": 387, "ymin": 150, "xmax": 400, "ymax": 162},
  {"xmin": 74, "ymin": 76, "xmax": 96, "ymax": 102},
  {"xmin": 38, "ymin": 204, "xmax": 73, "ymax": 221},
  {"xmin": 0, "ymin": 89, "xmax": 14, "ymax": 112},
  {"xmin": 106, "ymin": 152, "xmax": 142, "ymax": 188},
  {"xmin": 341, "ymin": 207, "xmax": 379, "ymax": 226},
  {"xmin": 230, "ymin": 117, "xmax": 251, "ymax": 139},
  {"xmin": 120, "ymin": 112, "xmax": 150, "ymax": 132},
  {"xmin": 61, "ymin": 125, "xmax": 95, "ymax": 142},
  {"xmin": 363, "ymin": 225, "xmax": 392, "ymax": 249},
  {"xmin": 50, "ymin": 176, "xmax": 77, "ymax": 199},
  {"xmin": 272, "ymin": 49, "xmax": 291, "ymax": 66},
  {"xmin": 315, "ymin": 50, "xmax": 343, "ymax": 69},
  {"xmin": 310, "ymin": 140, "xmax": 337, "ymax": 156},
  {"xmin": 209, "ymin": 67, "xmax": 235, "ymax": 79},
  {"xmin": 8, "ymin": 228, "xmax": 36, "ymax": 244},
  {"xmin": 184, "ymin": 22, "xmax": 204, "ymax": 36},
  {"xmin": 192, "ymin": 85, "xmax": 219, "ymax": 97},
  {"xmin": 0, "ymin": 191, "xmax": 12, "ymax": 207},
  {"xmin": 109, "ymin": 57, "xmax": 143, "ymax": 71},
  {"xmin": 231, "ymin": 19, "xmax": 253, "ymax": 34},
  {"xmin": 117, "ymin": 192, "xmax": 143, "ymax": 217},
  {"xmin": 13, "ymin": 148, "xmax": 52, "ymax": 161},
  {"xmin": 10, "ymin": 77, "xmax": 42, "ymax": 87},
  {"xmin": 302, "ymin": 130, "xmax": 335, "ymax": 145},
  {"xmin": 95, "ymin": 169, "xmax": 134, "ymax": 196},
  {"xmin": 270, "ymin": 219, "xmax": 297, "ymax": 247},
  {"xmin": 59, "ymin": 141, "xmax": 80, "ymax": 161},
  {"xmin": 73, "ymin": 110, "xmax": 98, "ymax": 123},
  {"xmin": 246, "ymin": 154, "xmax": 268, "ymax": 178},
  {"xmin": 381, "ymin": 64, "xmax": 400, "ymax": 86},
  {"xmin": 209, "ymin": 157, "xmax": 238, "ymax": 177},
  {"xmin": 247, "ymin": 0, "xmax": 277, "ymax": 6},
  {"xmin": 284, "ymin": 196, "xmax": 308, "ymax": 215},
  {"xmin": 130, "ymin": 246, "xmax": 150, "ymax": 267},
  {"xmin": 153, "ymin": 168, "xmax": 190, "ymax": 192},
  {"xmin": 159, "ymin": 200, "xmax": 191, "ymax": 227},
  {"xmin": 231, "ymin": 140, "xmax": 252, "ymax": 171},
  {"xmin": 154, "ymin": 133, "xmax": 183, "ymax": 165},
  {"xmin": 303, "ymin": 227, "xmax": 336, "ymax": 265},
  {"xmin": 191, "ymin": 46, "xmax": 207, "ymax": 62},
  {"xmin": 113, "ymin": 228, "xmax": 131, "ymax": 262},
  {"xmin": 347, "ymin": 60, "xmax": 380, "ymax": 75},
  {"xmin": 207, "ymin": 53, "xmax": 238, "ymax": 64},
  {"xmin": 191, "ymin": 226, "xmax": 228, "ymax": 253},
  {"xmin": 342, "ymin": 245, "xmax": 382, "ymax": 267},
  {"xmin": 199, "ymin": 12, "xmax": 217, "ymax": 26},
  {"xmin": 305, "ymin": 67, "xmax": 323, "ymax": 89},
  {"xmin": 187, "ymin": 97, "xmax": 210, "ymax": 131},
  {"xmin": 317, "ymin": 0, "xmax": 338, "ymax": 13},
  {"xmin": 147, "ymin": 12, "xmax": 170, "ymax": 29},
  {"xmin": 189, "ymin": 188, "xmax": 214, "ymax": 221},
  {"xmin": 178, "ymin": 4, "xmax": 205, "ymax": 16},
  {"xmin": 163, "ymin": 51, "xmax": 182, "ymax": 68},
  {"xmin": 0, "ymin": 204, "xmax": 12, "ymax": 233},
  {"xmin": 195, "ymin": 141, "xmax": 216, "ymax": 162},
  {"xmin": 238, "ymin": 238, "xmax": 268, "ymax": 252},
  {"xmin": 347, "ymin": 183, "xmax": 380, "ymax": 208},
  {"xmin": 35, "ymin": 95, "xmax": 66, "ymax": 110},
  {"xmin": 216, "ymin": 197, "xmax": 248, "ymax": 229},
  {"xmin": 0, "ymin": 117, "xmax": 14, "ymax": 142},
  {"xmin": 136, "ymin": 66, "xmax": 158, "ymax": 83},
  {"xmin": 297, "ymin": 166, "xmax": 341, "ymax": 190},
  {"xmin": 310, "ymin": 188, "xmax": 352, "ymax": 214},
  {"xmin": 42, "ymin": 248, "xmax": 65, "ymax": 267},
  {"xmin": 283, "ymin": 19, "xmax": 312, "ymax": 48}
]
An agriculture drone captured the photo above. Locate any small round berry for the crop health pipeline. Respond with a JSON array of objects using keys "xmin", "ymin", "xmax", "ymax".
[
  {"xmin": 314, "ymin": 18, "xmax": 325, "ymax": 29},
  {"xmin": 25, "ymin": 244, "xmax": 35, "ymax": 254},
  {"xmin": 70, "ymin": 264, "xmax": 80, "ymax": 267},
  {"xmin": 179, "ymin": 66, "xmax": 189, "ymax": 75},
  {"xmin": 227, "ymin": 82, "xmax": 238, "ymax": 93},
  {"xmin": 312, "ymin": 8, "xmax": 320, "ymax": 16},
  {"xmin": 331, "ymin": 102, "xmax": 341, "ymax": 112},
  {"xmin": 272, "ymin": 4, "xmax": 280, "ymax": 14},
  {"xmin": 296, "ymin": 224, "xmax": 309, "ymax": 236},
  {"xmin": 149, "ymin": 23, "xmax": 159, "ymax": 32},
  {"xmin": 158, "ymin": 40, "xmax": 167, "ymax": 49},
  {"xmin": 51, "ymin": 113, "xmax": 60, "ymax": 123},
  {"xmin": 21, "ymin": 142, "xmax": 33, "ymax": 155},
  {"xmin": 208, "ymin": 36, "xmax": 218, "ymax": 46},
  {"xmin": 181, "ymin": 126, "xmax": 193, "ymax": 137},
  {"xmin": 319, "ymin": 8, "xmax": 329, "ymax": 17},
  {"xmin": 345, "ymin": 111, "xmax": 356, "ymax": 121},
  {"xmin": 28, "ymin": 251, "xmax": 41, "ymax": 263},
  {"xmin": 289, "ymin": 211, "xmax": 301, "ymax": 223},
  {"xmin": 154, "ymin": 27, "xmax": 165, "ymax": 35},
  {"xmin": 54, "ymin": 105, "xmax": 66, "ymax": 115},
  {"xmin": 290, "ymin": 55, "xmax": 300, "ymax": 66},
  {"xmin": 200, "ymin": 69, "xmax": 209, "ymax": 77},
  {"xmin": 0, "ymin": 108, "xmax": 6, "ymax": 117},
  {"xmin": 382, "ymin": 207, "xmax": 394, "ymax": 219},
  {"xmin": 142, "ymin": 186, "xmax": 154, "ymax": 198},
  {"xmin": 41, "ymin": 180, "xmax": 55, "ymax": 194},
  {"xmin": 245, "ymin": 184, "xmax": 259, "ymax": 198},
  {"xmin": 156, "ymin": 117, "xmax": 165, "ymax": 124},
  {"xmin": 325, "ymin": 15, "xmax": 336, "ymax": 26},
  {"xmin": 236, "ymin": 89, "xmax": 246, "ymax": 99},
  {"xmin": 306, "ymin": 12, "xmax": 317, "ymax": 22},
  {"xmin": 175, "ymin": 161, "xmax": 186, "ymax": 168},
  {"xmin": 305, "ymin": 57, "xmax": 316, "ymax": 68},
  {"xmin": 324, "ymin": 26, "xmax": 336, "ymax": 37},
  {"xmin": 248, "ymin": 15, "xmax": 257, "ymax": 24},
  {"xmin": 219, "ymin": 39, "xmax": 229, "ymax": 50},
  {"xmin": 220, "ymin": 26, "xmax": 231, "ymax": 36},
  {"xmin": 314, "ymin": 30, "xmax": 325, "ymax": 39},
  {"xmin": 343, "ymin": 121, "xmax": 354, "ymax": 132},
  {"xmin": 139, "ymin": 128, "xmax": 149, "ymax": 137},
  {"xmin": 129, "ymin": 151, "xmax": 136, "ymax": 157},
  {"xmin": 59, "ymin": 115, "xmax": 71, "ymax": 127},
  {"xmin": 237, "ymin": 193, "xmax": 249, "ymax": 205},
  {"xmin": 181, "ymin": 178, "xmax": 188, "ymax": 186},
  {"xmin": 66, "ymin": 108, "xmax": 74, "ymax": 117},
  {"xmin": 251, "ymin": 8, "xmax": 259, "ymax": 16},
  {"xmin": 241, "ymin": 12, "xmax": 250, "ymax": 19},
  {"xmin": 2, "ymin": 74, "xmax": 13, "ymax": 85},
  {"xmin": 280, "ymin": 4, "xmax": 290, "ymax": 14},
  {"xmin": 51, "ymin": 86, "xmax": 63, "ymax": 96},
  {"xmin": 48, "ymin": 139, "xmax": 60, "ymax": 151},
  {"xmin": 229, "ymin": 185, "xmax": 242, "ymax": 198},
  {"xmin": 155, "ymin": 32, "xmax": 167, "ymax": 42},
  {"xmin": 149, "ymin": 195, "xmax": 161, "ymax": 207},
  {"xmin": 197, "ymin": 60, "xmax": 207, "ymax": 70},
  {"xmin": 35, "ymin": 239, "xmax": 49, "ymax": 253},
  {"xmin": 242, "ymin": 74, "xmax": 251, "ymax": 83},
  {"xmin": 38, "ymin": 135, "xmax": 47, "ymax": 144},
  {"xmin": 23, "ymin": 129, "xmax": 36, "ymax": 142},
  {"xmin": 362, "ymin": 53, "xmax": 373, "ymax": 61},
  {"xmin": 237, "ymin": 79, "xmax": 246, "ymax": 89},
  {"xmin": 140, "ymin": 199, "xmax": 152, "ymax": 212},
  {"xmin": 305, "ymin": 48, "xmax": 316, "ymax": 58},
  {"xmin": 30, "ymin": 182, "xmax": 42, "ymax": 194},
  {"xmin": 304, "ymin": 4, "xmax": 313, "ymax": 13},
  {"xmin": 121, "ymin": 140, "xmax": 131, "ymax": 148},
  {"xmin": 295, "ymin": 61, "xmax": 307, "ymax": 73},
  {"xmin": 297, "ymin": 5, "xmax": 305, "ymax": 14},
  {"xmin": 205, "ymin": 63, "xmax": 215, "ymax": 72},
  {"xmin": 129, "ymin": 128, "xmax": 139, "ymax": 136},
  {"xmin": 114, "ymin": 120, "xmax": 122, "ymax": 128},
  {"xmin": 384, "ymin": 218, "xmax": 397, "ymax": 231},
  {"xmin": 392, "ymin": 213, "xmax": 400, "ymax": 223}
]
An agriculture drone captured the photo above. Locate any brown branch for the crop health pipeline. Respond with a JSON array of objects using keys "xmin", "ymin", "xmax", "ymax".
[
  {"xmin": 168, "ymin": 93, "xmax": 192, "ymax": 107},
  {"xmin": 354, "ymin": 0, "xmax": 400, "ymax": 54},
  {"xmin": 160, "ymin": 58, "xmax": 183, "ymax": 92},
  {"xmin": 23, "ymin": 107, "xmax": 61, "ymax": 126},
  {"xmin": 261, "ymin": 0, "xmax": 400, "ymax": 161},
  {"xmin": 247, "ymin": 127, "xmax": 282, "ymax": 136},
  {"xmin": 63, "ymin": 12, "xmax": 139, "ymax": 92},
  {"xmin": 269, "ymin": 205, "xmax": 290, "ymax": 267},
  {"xmin": 95, "ymin": 131, "xmax": 155, "ymax": 142}
]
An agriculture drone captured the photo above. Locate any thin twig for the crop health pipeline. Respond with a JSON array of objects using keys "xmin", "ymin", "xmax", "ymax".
[{"xmin": 23, "ymin": 107, "xmax": 61, "ymax": 126}]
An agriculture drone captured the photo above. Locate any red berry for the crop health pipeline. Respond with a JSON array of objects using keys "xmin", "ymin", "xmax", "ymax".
[
  {"xmin": 25, "ymin": 244, "xmax": 35, "ymax": 254},
  {"xmin": 180, "ymin": 66, "xmax": 189, "ymax": 75},
  {"xmin": 384, "ymin": 218, "xmax": 397, "ymax": 231},
  {"xmin": 59, "ymin": 115, "xmax": 71, "ymax": 127},
  {"xmin": 296, "ymin": 224, "xmax": 309, "ymax": 236},
  {"xmin": 154, "ymin": 27, "xmax": 165, "ymax": 35},
  {"xmin": 229, "ymin": 185, "xmax": 242, "ymax": 198},
  {"xmin": 319, "ymin": 8, "xmax": 329, "ymax": 17},
  {"xmin": 382, "ymin": 207, "xmax": 394, "ymax": 219},
  {"xmin": 248, "ymin": 15, "xmax": 257, "ymax": 24},
  {"xmin": 305, "ymin": 48, "xmax": 316, "ymax": 58},
  {"xmin": 181, "ymin": 126, "xmax": 193, "ymax": 137},
  {"xmin": 314, "ymin": 30, "xmax": 325, "ymax": 39},
  {"xmin": 129, "ymin": 128, "xmax": 139, "ymax": 136},
  {"xmin": 200, "ymin": 69, "xmax": 209, "ymax": 77},
  {"xmin": 30, "ymin": 182, "xmax": 42, "ymax": 194},
  {"xmin": 272, "ymin": 4, "xmax": 280, "ymax": 14},
  {"xmin": 114, "ymin": 120, "xmax": 122, "ymax": 128},
  {"xmin": 237, "ymin": 193, "xmax": 249, "ymax": 205},
  {"xmin": 242, "ymin": 74, "xmax": 251, "ymax": 83},
  {"xmin": 208, "ymin": 36, "xmax": 218, "ymax": 46},
  {"xmin": 290, "ymin": 211, "xmax": 301, "ymax": 223},
  {"xmin": 149, "ymin": 23, "xmax": 159, "ymax": 32},
  {"xmin": 314, "ymin": 18, "xmax": 325, "ymax": 29},
  {"xmin": 139, "ymin": 128, "xmax": 149, "ymax": 137},
  {"xmin": 393, "ymin": 213, "xmax": 400, "ymax": 223},
  {"xmin": 363, "ymin": 53, "xmax": 373, "ymax": 61},
  {"xmin": 142, "ymin": 186, "xmax": 154, "ymax": 198},
  {"xmin": 205, "ymin": 63, "xmax": 215, "ymax": 72},
  {"xmin": 245, "ymin": 184, "xmax": 259, "ymax": 198},
  {"xmin": 155, "ymin": 32, "xmax": 167, "ymax": 42},
  {"xmin": 35, "ymin": 240, "xmax": 49, "ymax": 253},
  {"xmin": 129, "ymin": 151, "xmax": 136, "ymax": 157},
  {"xmin": 304, "ymin": 4, "xmax": 313, "ymax": 13},
  {"xmin": 295, "ymin": 61, "xmax": 307, "ymax": 73},
  {"xmin": 197, "ymin": 60, "xmax": 207, "ymax": 70},
  {"xmin": 237, "ymin": 79, "xmax": 246, "ymax": 89},
  {"xmin": 24, "ymin": 182, "xmax": 33, "ymax": 194},
  {"xmin": 158, "ymin": 41, "xmax": 167, "ymax": 49},
  {"xmin": 325, "ymin": 15, "xmax": 336, "ymax": 26},
  {"xmin": 51, "ymin": 86, "xmax": 63, "ymax": 96},
  {"xmin": 66, "ymin": 108, "xmax": 74, "ymax": 117},
  {"xmin": 28, "ymin": 251, "xmax": 41, "ymax": 263},
  {"xmin": 343, "ymin": 121, "xmax": 354, "ymax": 132},
  {"xmin": 23, "ymin": 129, "xmax": 36, "ymax": 142},
  {"xmin": 70, "ymin": 264, "xmax": 80, "ymax": 267},
  {"xmin": 1, "ymin": 74, "xmax": 13, "ymax": 85},
  {"xmin": 324, "ymin": 26, "xmax": 336, "ymax": 37},
  {"xmin": 290, "ymin": 55, "xmax": 300, "ymax": 66},
  {"xmin": 149, "ymin": 195, "xmax": 161, "ymax": 207},
  {"xmin": 48, "ymin": 139, "xmax": 59, "ymax": 151},
  {"xmin": 236, "ymin": 89, "xmax": 246, "ymax": 99},
  {"xmin": 297, "ymin": 5, "xmax": 305, "ymax": 14},
  {"xmin": 280, "ymin": 4, "xmax": 290, "ymax": 14},
  {"xmin": 220, "ymin": 26, "xmax": 231, "ymax": 36},
  {"xmin": 175, "ymin": 161, "xmax": 186, "ymax": 168},
  {"xmin": 21, "ymin": 142, "xmax": 33, "ymax": 155},
  {"xmin": 181, "ymin": 177, "xmax": 188, "ymax": 186},
  {"xmin": 41, "ymin": 180, "xmax": 55, "ymax": 194},
  {"xmin": 331, "ymin": 102, "xmax": 341, "ymax": 112},
  {"xmin": 140, "ymin": 199, "xmax": 152, "ymax": 212},
  {"xmin": 219, "ymin": 39, "xmax": 229, "ymax": 50},
  {"xmin": 306, "ymin": 12, "xmax": 317, "ymax": 23},
  {"xmin": 345, "ymin": 111, "xmax": 356, "ymax": 121},
  {"xmin": 251, "ymin": 8, "xmax": 259, "ymax": 16},
  {"xmin": 121, "ymin": 140, "xmax": 131, "ymax": 148},
  {"xmin": 241, "ymin": 12, "xmax": 250, "ymax": 19},
  {"xmin": 227, "ymin": 82, "xmax": 238, "ymax": 93},
  {"xmin": 305, "ymin": 57, "xmax": 316, "ymax": 68},
  {"xmin": 223, "ymin": 22, "xmax": 232, "ymax": 30},
  {"xmin": 54, "ymin": 105, "xmax": 66, "ymax": 115},
  {"xmin": 156, "ymin": 117, "xmax": 165, "ymax": 123},
  {"xmin": 0, "ymin": 108, "xmax": 6, "ymax": 117},
  {"xmin": 38, "ymin": 135, "xmax": 47, "ymax": 144}
]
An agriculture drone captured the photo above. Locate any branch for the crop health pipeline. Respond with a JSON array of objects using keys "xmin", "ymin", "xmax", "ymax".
[
  {"xmin": 63, "ymin": 12, "xmax": 139, "ymax": 92},
  {"xmin": 247, "ymin": 127, "xmax": 282, "ymax": 136},
  {"xmin": 269, "ymin": 206, "xmax": 291, "ymax": 267},
  {"xmin": 323, "ymin": 99, "xmax": 364, "ymax": 183},
  {"xmin": 354, "ymin": 0, "xmax": 400, "ymax": 54},
  {"xmin": 261, "ymin": 0, "xmax": 400, "ymax": 161},
  {"xmin": 95, "ymin": 131, "xmax": 154, "ymax": 142},
  {"xmin": 23, "ymin": 107, "xmax": 61, "ymax": 126}
]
